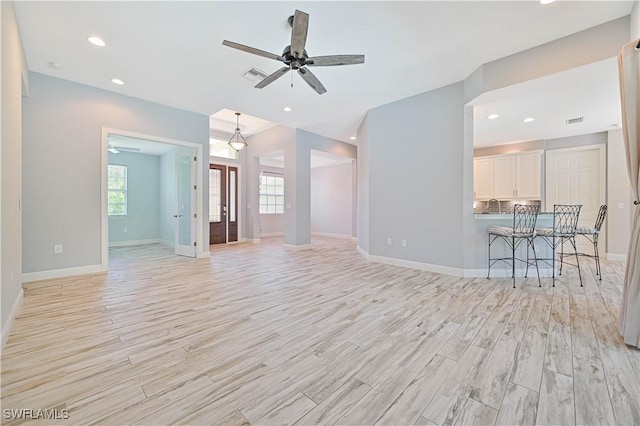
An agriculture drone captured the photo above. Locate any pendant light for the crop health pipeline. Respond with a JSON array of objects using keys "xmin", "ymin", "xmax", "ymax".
[{"xmin": 228, "ymin": 112, "xmax": 247, "ymax": 151}]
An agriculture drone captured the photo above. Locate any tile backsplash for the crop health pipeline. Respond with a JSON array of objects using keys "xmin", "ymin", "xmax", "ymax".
[{"xmin": 474, "ymin": 199, "xmax": 541, "ymax": 214}]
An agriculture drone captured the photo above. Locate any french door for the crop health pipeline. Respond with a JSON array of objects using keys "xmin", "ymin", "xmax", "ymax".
[
  {"xmin": 175, "ymin": 151, "xmax": 197, "ymax": 257},
  {"xmin": 209, "ymin": 164, "xmax": 238, "ymax": 244}
]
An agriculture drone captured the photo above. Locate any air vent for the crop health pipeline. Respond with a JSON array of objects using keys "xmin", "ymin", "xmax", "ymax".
[
  {"xmin": 565, "ymin": 116, "xmax": 584, "ymax": 125},
  {"xmin": 242, "ymin": 67, "xmax": 268, "ymax": 83}
]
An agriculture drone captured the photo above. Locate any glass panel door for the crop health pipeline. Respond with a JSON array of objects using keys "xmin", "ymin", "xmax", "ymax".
[{"xmin": 175, "ymin": 151, "xmax": 196, "ymax": 257}]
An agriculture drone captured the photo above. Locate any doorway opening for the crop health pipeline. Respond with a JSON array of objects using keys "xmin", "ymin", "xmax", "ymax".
[{"xmin": 101, "ymin": 128, "xmax": 204, "ymax": 269}]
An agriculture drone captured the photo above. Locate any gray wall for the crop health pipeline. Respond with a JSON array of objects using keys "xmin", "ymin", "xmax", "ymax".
[
  {"xmin": 311, "ymin": 162, "xmax": 354, "ymax": 237},
  {"xmin": 108, "ymin": 152, "xmax": 160, "ymax": 244},
  {"xmin": 243, "ymin": 126, "xmax": 356, "ymax": 245},
  {"xmin": 357, "ymin": 115, "xmax": 370, "ymax": 252},
  {"xmin": 22, "ymin": 73, "xmax": 209, "ymax": 273},
  {"xmin": 365, "ymin": 82, "xmax": 465, "ymax": 268},
  {"xmin": 1, "ymin": 1, "xmax": 29, "ymax": 341},
  {"xmin": 607, "ymin": 129, "xmax": 633, "ymax": 257}
]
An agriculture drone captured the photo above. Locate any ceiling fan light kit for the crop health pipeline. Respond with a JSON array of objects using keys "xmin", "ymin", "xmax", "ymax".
[
  {"xmin": 228, "ymin": 112, "xmax": 248, "ymax": 151},
  {"xmin": 222, "ymin": 10, "xmax": 365, "ymax": 95}
]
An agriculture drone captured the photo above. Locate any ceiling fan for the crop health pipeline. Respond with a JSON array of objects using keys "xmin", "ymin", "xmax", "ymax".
[
  {"xmin": 222, "ymin": 10, "xmax": 365, "ymax": 95},
  {"xmin": 108, "ymin": 145, "xmax": 141, "ymax": 154}
]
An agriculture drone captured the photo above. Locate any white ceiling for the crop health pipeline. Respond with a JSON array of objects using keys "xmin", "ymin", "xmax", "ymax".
[
  {"xmin": 14, "ymin": 1, "xmax": 634, "ymax": 145},
  {"xmin": 108, "ymin": 134, "xmax": 176, "ymax": 156},
  {"xmin": 472, "ymin": 57, "xmax": 622, "ymax": 147},
  {"xmin": 210, "ymin": 108, "xmax": 277, "ymax": 138}
]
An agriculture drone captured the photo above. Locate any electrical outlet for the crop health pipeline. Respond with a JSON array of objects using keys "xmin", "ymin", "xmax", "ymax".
[
  {"xmin": 54, "ymin": 244, "xmax": 63, "ymax": 254},
  {"xmin": 386, "ymin": 238, "xmax": 392, "ymax": 246},
  {"xmin": 123, "ymin": 227, "xmax": 128, "ymax": 233},
  {"xmin": 402, "ymin": 239, "xmax": 407, "ymax": 247},
  {"xmin": 618, "ymin": 202, "xmax": 625, "ymax": 209}
]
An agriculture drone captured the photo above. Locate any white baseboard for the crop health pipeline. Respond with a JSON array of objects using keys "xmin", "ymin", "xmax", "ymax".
[
  {"xmin": 283, "ymin": 243, "xmax": 312, "ymax": 250},
  {"xmin": 1, "ymin": 287, "xmax": 24, "ymax": 352},
  {"xmin": 356, "ymin": 246, "xmax": 554, "ymax": 278},
  {"xmin": 356, "ymin": 245, "xmax": 369, "ymax": 260},
  {"xmin": 367, "ymin": 254, "xmax": 466, "ymax": 277},
  {"xmin": 109, "ymin": 238, "xmax": 162, "ymax": 248},
  {"xmin": 606, "ymin": 253, "xmax": 627, "ymax": 262},
  {"xmin": 22, "ymin": 264, "xmax": 107, "ymax": 283},
  {"xmin": 312, "ymin": 232, "xmax": 354, "ymax": 240},
  {"xmin": 260, "ymin": 232, "xmax": 283, "ymax": 238},
  {"xmin": 197, "ymin": 250, "xmax": 210, "ymax": 258}
]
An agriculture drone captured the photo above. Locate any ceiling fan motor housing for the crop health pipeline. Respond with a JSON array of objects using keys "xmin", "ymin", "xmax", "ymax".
[{"xmin": 282, "ymin": 45, "xmax": 309, "ymax": 69}]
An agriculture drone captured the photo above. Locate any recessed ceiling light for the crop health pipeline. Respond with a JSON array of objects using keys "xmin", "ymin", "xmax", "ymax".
[
  {"xmin": 487, "ymin": 114, "xmax": 499, "ymax": 120},
  {"xmin": 523, "ymin": 117, "xmax": 535, "ymax": 123},
  {"xmin": 283, "ymin": 107, "xmax": 292, "ymax": 112},
  {"xmin": 540, "ymin": 0, "xmax": 556, "ymax": 4},
  {"xmin": 48, "ymin": 61, "xmax": 64, "ymax": 70},
  {"xmin": 350, "ymin": 136, "xmax": 357, "ymax": 140},
  {"xmin": 88, "ymin": 36, "xmax": 106, "ymax": 47},
  {"xmin": 111, "ymin": 78, "xmax": 124, "ymax": 85}
]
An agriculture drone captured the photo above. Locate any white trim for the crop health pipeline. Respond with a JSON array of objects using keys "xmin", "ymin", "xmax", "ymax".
[
  {"xmin": 606, "ymin": 253, "xmax": 627, "ymax": 262},
  {"xmin": 108, "ymin": 238, "xmax": 162, "ymax": 248},
  {"xmin": 283, "ymin": 243, "xmax": 312, "ymax": 250},
  {"xmin": 240, "ymin": 237, "xmax": 262, "ymax": 244},
  {"xmin": 102, "ymin": 128, "xmax": 205, "ymax": 266},
  {"xmin": 312, "ymin": 232, "xmax": 353, "ymax": 239},
  {"xmin": 367, "ymin": 254, "xmax": 466, "ymax": 276},
  {"xmin": 356, "ymin": 245, "xmax": 369, "ymax": 260},
  {"xmin": 22, "ymin": 264, "xmax": 106, "ymax": 283},
  {"xmin": 197, "ymin": 250, "xmax": 210, "ymax": 258},
  {"xmin": 1, "ymin": 288, "xmax": 24, "ymax": 352},
  {"xmin": 359, "ymin": 250, "xmax": 555, "ymax": 278},
  {"xmin": 260, "ymin": 232, "xmax": 284, "ymax": 237}
]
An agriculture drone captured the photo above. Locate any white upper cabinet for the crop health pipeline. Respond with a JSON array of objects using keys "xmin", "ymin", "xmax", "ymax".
[
  {"xmin": 473, "ymin": 151, "xmax": 541, "ymax": 200},
  {"xmin": 494, "ymin": 156, "xmax": 517, "ymax": 199},
  {"xmin": 515, "ymin": 152, "xmax": 542, "ymax": 198},
  {"xmin": 473, "ymin": 158, "xmax": 494, "ymax": 199}
]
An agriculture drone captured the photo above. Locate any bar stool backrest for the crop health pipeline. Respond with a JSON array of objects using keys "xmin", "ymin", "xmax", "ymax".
[
  {"xmin": 513, "ymin": 204, "xmax": 540, "ymax": 235},
  {"xmin": 553, "ymin": 204, "xmax": 582, "ymax": 236},
  {"xmin": 594, "ymin": 205, "xmax": 608, "ymax": 232}
]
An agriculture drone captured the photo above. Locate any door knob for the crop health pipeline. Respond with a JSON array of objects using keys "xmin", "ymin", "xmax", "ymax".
[{"xmin": 173, "ymin": 214, "xmax": 183, "ymax": 218}]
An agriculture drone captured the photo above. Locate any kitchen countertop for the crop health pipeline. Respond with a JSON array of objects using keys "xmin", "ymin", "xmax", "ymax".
[{"xmin": 474, "ymin": 212, "xmax": 553, "ymax": 220}]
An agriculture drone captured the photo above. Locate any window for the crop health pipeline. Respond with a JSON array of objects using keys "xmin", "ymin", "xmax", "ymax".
[
  {"xmin": 108, "ymin": 164, "xmax": 127, "ymax": 216},
  {"xmin": 259, "ymin": 174, "xmax": 284, "ymax": 214}
]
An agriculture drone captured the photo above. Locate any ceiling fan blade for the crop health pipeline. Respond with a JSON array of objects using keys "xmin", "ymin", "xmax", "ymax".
[
  {"xmin": 290, "ymin": 10, "xmax": 309, "ymax": 59},
  {"xmin": 298, "ymin": 68, "xmax": 327, "ymax": 95},
  {"xmin": 222, "ymin": 40, "xmax": 283, "ymax": 62},
  {"xmin": 255, "ymin": 67, "xmax": 290, "ymax": 89},
  {"xmin": 307, "ymin": 55, "xmax": 365, "ymax": 66}
]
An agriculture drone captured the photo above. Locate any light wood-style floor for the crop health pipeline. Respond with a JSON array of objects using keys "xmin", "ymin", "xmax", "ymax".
[{"xmin": 2, "ymin": 237, "xmax": 639, "ymax": 425}]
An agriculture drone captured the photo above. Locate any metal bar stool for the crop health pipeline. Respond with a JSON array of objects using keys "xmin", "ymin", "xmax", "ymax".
[
  {"xmin": 487, "ymin": 204, "xmax": 541, "ymax": 288},
  {"xmin": 575, "ymin": 204, "xmax": 607, "ymax": 280},
  {"xmin": 535, "ymin": 204, "xmax": 582, "ymax": 287}
]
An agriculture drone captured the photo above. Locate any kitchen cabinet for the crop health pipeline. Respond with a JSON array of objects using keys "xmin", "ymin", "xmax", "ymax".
[
  {"xmin": 473, "ymin": 151, "xmax": 541, "ymax": 200},
  {"xmin": 494, "ymin": 156, "xmax": 516, "ymax": 199},
  {"xmin": 473, "ymin": 158, "xmax": 494, "ymax": 199}
]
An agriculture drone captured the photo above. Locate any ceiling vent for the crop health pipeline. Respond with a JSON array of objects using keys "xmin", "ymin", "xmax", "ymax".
[
  {"xmin": 242, "ymin": 67, "xmax": 268, "ymax": 83},
  {"xmin": 565, "ymin": 116, "xmax": 584, "ymax": 125}
]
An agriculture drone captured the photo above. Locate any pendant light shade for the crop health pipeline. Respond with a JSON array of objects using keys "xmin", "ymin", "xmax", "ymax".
[{"xmin": 228, "ymin": 112, "xmax": 247, "ymax": 151}]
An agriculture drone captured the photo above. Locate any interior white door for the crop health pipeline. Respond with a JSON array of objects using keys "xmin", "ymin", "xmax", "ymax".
[
  {"xmin": 175, "ymin": 151, "xmax": 197, "ymax": 257},
  {"xmin": 546, "ymin": 146, "xmax": 604, "ymax": 253}
]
